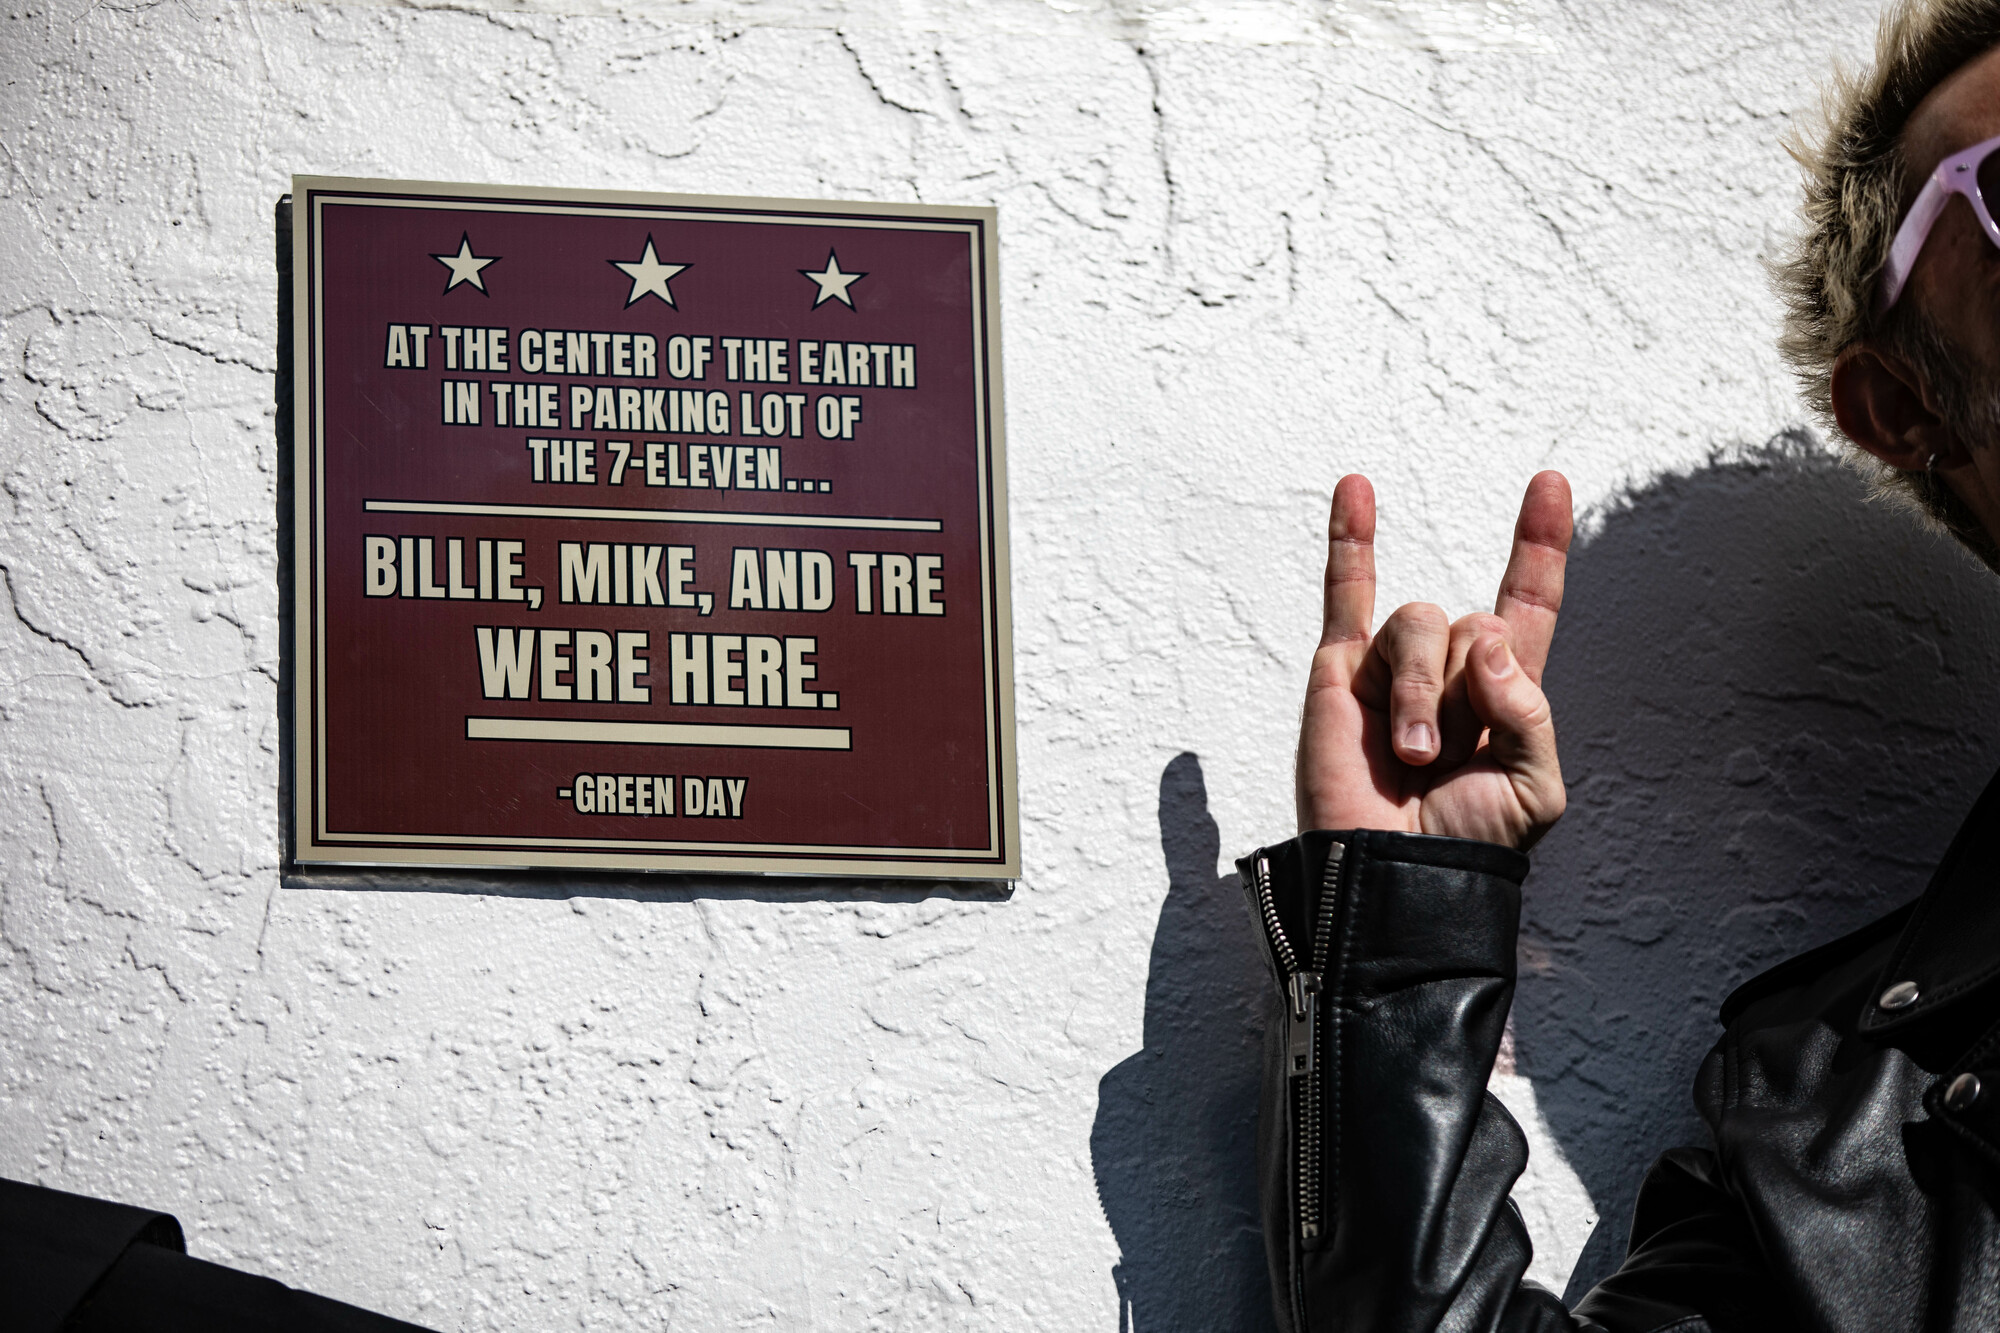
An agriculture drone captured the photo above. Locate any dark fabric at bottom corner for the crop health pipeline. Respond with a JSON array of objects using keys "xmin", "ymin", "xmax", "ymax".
[
  {"xmin": 64, "ymin": 1241, "xmax": 434, "ymax": 1333},
  {"xmin": 0, "ymin": 1176, "xmax": 184, "ymax": 1332}
]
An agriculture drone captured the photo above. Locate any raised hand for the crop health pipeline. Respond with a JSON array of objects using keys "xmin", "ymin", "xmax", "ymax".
[{"xmin": 1294, "ymin": 472, "xmax": 1573, "ymax": 849}]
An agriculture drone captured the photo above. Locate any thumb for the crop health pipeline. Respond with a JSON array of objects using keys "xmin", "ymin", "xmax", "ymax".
[{"xmin": 1467, "ymin": 633, "xmax": 1566, "ymax": 840}]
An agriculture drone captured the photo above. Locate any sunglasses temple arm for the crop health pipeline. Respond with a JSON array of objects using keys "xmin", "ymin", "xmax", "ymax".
[{"xmin": 1878, "ymin": 172, "xmax": 1954, "ymax": 315}]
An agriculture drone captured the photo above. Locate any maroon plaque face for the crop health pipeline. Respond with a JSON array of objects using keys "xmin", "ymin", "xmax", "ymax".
[{"xmin": 291, "ymin": 178, "xmax": 1015, "ymax": 877}]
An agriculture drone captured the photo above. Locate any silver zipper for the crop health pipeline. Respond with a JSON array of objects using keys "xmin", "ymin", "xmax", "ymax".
[
  {"xmin": 1255, "ymin": 854, "xmax": 1296, "ymax": 973},
  {"xmin": 1296, "ymin": 841, "xmax": 1343, "ymax": 1244},
  {"xmin": 1255, "ymin": 843, "xmax": 1345, "ymax": 1255},
  {"xmin": 1287, "ymin": 971, "xmax": 1321, "ymax": 1076}
]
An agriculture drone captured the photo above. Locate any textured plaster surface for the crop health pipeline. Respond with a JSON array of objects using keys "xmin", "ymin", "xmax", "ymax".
[{"xmin": 6, "ymin": 0, "xmax": 2000, "ymax": 1327}]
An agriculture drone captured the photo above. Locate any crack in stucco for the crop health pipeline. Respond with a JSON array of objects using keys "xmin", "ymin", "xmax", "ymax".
[{"xmin": 836, "ymin": 28, "xmax": 929, "ymax": 118}]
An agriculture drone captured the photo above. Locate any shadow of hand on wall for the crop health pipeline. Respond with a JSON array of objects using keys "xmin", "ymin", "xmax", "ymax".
[
  {"xmin": 1520, "ymin": 435, "xmax": 2000, "ymax": 1298},
  {"xmin": 1086, "ymin": 440, "xmax": 2000, "ymax": 1319},
  {"xmin": 1091, "ymin": 753, "xmax": 1275, "ymax": 1333}
]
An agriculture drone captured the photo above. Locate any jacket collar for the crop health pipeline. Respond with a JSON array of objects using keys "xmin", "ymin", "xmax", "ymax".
[{"xmin": 1859, "ymin": 761, "xmax": 2000, "ymax": 1037}]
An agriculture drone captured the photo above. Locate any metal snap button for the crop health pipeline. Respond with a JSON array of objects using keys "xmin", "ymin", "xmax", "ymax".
[
  {"xmin": 1878, "ymin": 980, "xmax": 1921, "ymax": 1011},
  {"xmin": 1946, "ymin": 1072, "xmax": 1983, "ymax": 1112}
]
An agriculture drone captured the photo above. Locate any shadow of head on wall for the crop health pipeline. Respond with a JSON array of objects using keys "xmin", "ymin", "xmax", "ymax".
[
  {"xmin": 1091, "ymin": 752, "xmax": 1276, "ymax": 1333},
  {"xmin": 1521, "ymin": 432, "xmax": 2000, "ymax": 1297}
]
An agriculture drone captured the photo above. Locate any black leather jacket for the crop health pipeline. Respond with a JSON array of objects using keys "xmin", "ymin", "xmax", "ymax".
[{"xmin": 1240, "ymin": 767, "xmax": 2000, "ymax": 1332}]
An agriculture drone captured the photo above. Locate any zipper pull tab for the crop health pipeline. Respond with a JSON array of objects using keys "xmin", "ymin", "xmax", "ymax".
[{"xmin": 1287, "ymin": 971, "xmax": 1321, "ymax": 1076}]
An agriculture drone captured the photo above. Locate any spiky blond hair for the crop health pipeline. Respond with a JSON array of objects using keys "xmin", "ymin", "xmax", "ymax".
[{"xmin": 1774, "ymin": 0, "xmax": 2000, "ymax": 558}]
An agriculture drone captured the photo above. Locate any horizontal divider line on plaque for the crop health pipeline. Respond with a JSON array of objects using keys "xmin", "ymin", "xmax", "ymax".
[
  {"xmin": 464, "ymin": 716, "xmax": 853, "ymax": 750},
  {"xmin": 365, "ymin": 498, "xmax": 943, "ymax": 532}
]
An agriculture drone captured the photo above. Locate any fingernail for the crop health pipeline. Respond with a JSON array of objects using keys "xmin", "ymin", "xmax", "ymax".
[
  {"xmin": 1485, "ymin": 639, "xmax": 1513, "ymax": 676},
  {"xmin": 1403, "ymin": 722, "xmax": 1436, "ymax": 755}
]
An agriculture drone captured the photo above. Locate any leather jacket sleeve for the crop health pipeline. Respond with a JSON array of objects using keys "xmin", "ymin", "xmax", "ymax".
[{"xmin": 1239, "ymin": 830, "xmax": 1792, "ymax": 1333}]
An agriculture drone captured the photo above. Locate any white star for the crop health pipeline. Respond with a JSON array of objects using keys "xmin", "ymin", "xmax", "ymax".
[
  {"xmin": 610, "ymin": 237, "xmax": 688, "ymax": 308},
  {"xmin": 432, "ymin": 233, "xmax": 499, "ymax": 294},
  {"xmin": 800, "ymin": 250, "xmax": 867, "ymax": 308}
]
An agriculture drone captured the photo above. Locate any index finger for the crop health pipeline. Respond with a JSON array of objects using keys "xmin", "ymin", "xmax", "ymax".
[
  {"xmin": 1493, "ymin": 471, "xmax": 1573, "ymax": 683},
  {"xmin": 1322, "ymin": 474, "xmax": 1377, "ymax": 648}
]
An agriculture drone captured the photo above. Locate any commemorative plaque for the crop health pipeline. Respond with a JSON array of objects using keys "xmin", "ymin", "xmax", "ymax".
[{"xmin": 289, "ymin": 177, "xmax": 1016, "ymax": 877}]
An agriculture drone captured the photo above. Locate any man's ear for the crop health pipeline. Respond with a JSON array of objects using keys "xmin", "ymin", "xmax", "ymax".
[{"xmin": 1831, "ymin": 343, "xmax": 1957, "ymax": 468}]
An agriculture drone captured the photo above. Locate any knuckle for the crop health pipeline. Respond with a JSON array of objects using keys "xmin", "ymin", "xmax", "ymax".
[
  {"xmin": 1388, "ymin": 651, "xmax": 1444, "ymax": 691},
  {"xmin": 1498, "ymin": 580, "xmax": 1562, "ymax": 614},
  {"xmin": 1391, "ymin": 674, "xmax": 1442, "ymax": 708},
  {"xmin": 1455, "ymin": 611, "xmax": 1508, "ymax": 640},
  {"xmin": 1387, "ymin": 601, "xmax": 1448, "ymax": 631}
]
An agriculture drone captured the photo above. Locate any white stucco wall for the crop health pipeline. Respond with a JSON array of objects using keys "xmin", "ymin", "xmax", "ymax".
[{"xmin": 10, "ymin": 0, "xmax": 2000, "ymax": 1327}]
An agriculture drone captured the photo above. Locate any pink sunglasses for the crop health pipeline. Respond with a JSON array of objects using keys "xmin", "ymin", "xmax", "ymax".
[{"xmin": 1878, "ymin": 130, "xmax": 2000, "ymax": 314}]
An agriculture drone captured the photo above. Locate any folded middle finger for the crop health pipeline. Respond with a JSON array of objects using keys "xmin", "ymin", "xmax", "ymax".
[{"xmin": 1357, "ymin": 602, "xmax": 1451, "ymax": 766}]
